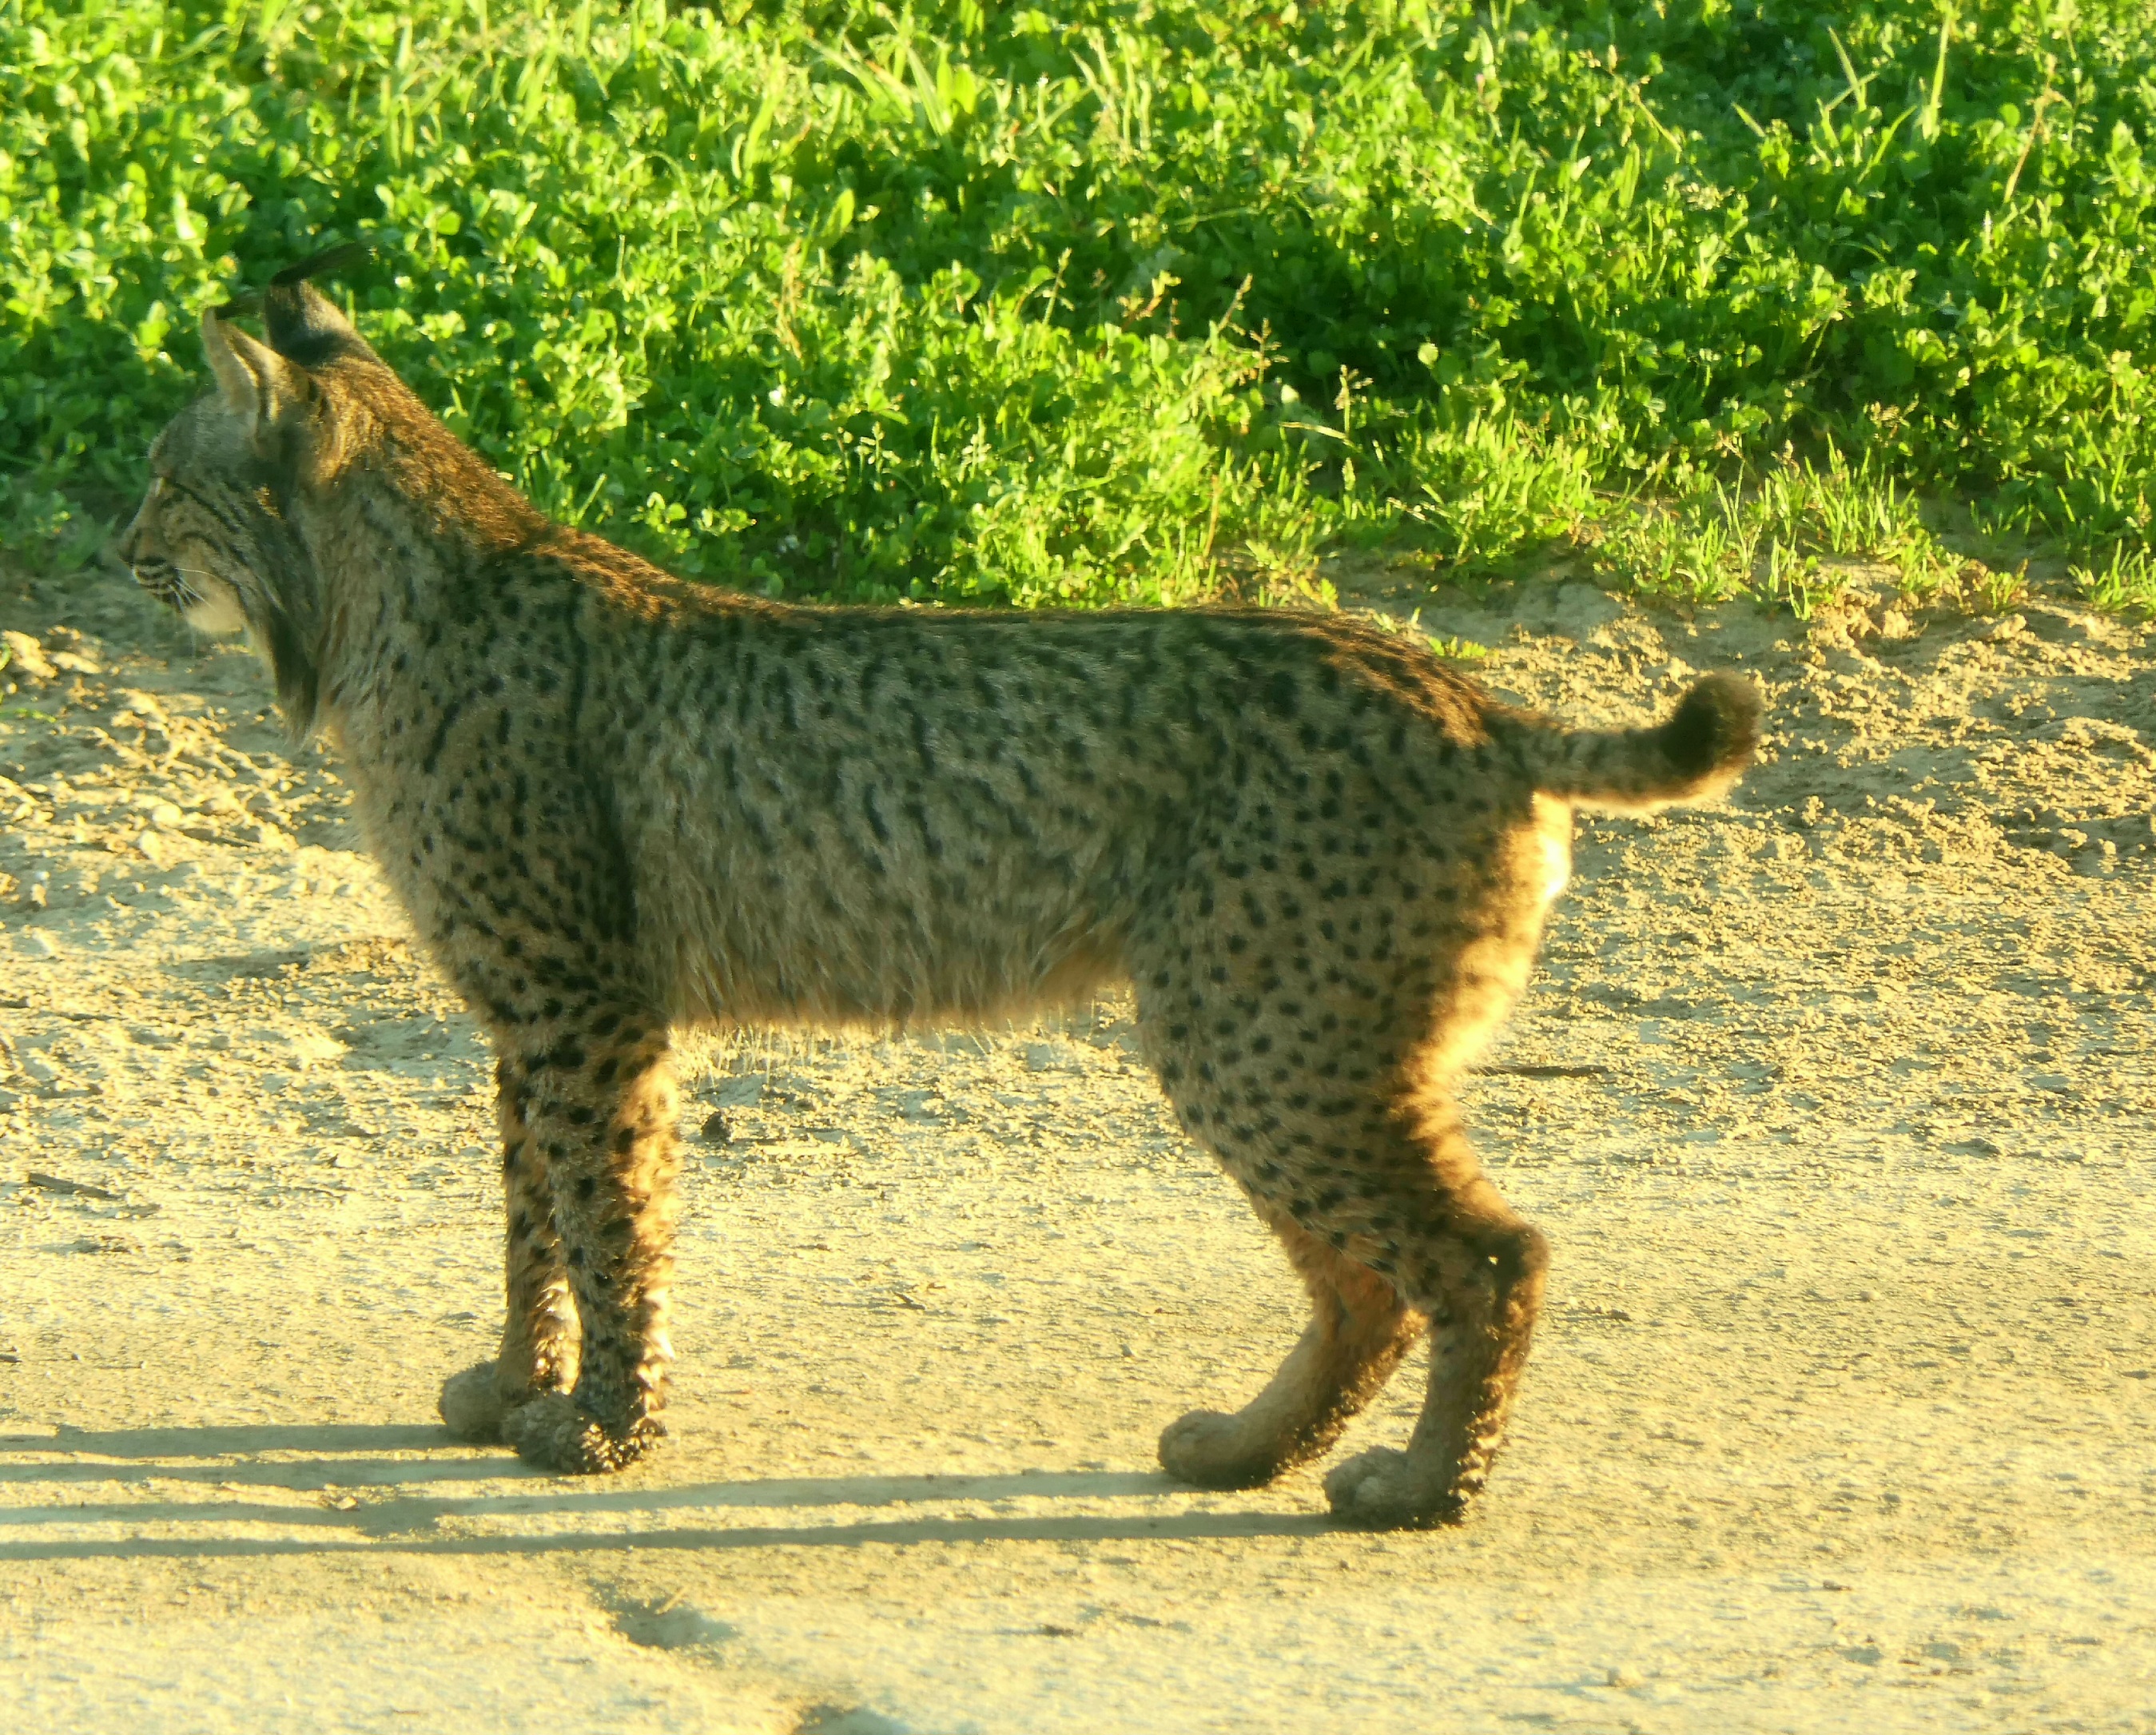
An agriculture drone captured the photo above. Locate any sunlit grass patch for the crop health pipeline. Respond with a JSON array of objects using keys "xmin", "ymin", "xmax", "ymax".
[
  {"xmin": 2069, "ymin": 545, "xmax": 2156, "ymax": 617},
  {"xmin": 3, "ymin": 0, "xmax": 2153, "ymax": 612},
  {"xmin": 1585, "ymin": 444, "xmax": 1958, "ymax": 615}
]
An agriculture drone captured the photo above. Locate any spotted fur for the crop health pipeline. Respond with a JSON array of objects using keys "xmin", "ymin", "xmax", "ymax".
[{"xmin": 117, "ymin": 266, "xmax": 1761, "ymax": 1525}]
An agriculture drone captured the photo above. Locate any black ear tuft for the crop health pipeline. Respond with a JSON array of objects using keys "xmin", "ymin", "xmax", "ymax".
[
  {"xmin": 269, "ymin": 241, "xmax": 372, "ymax": 290},
  {"xmin": 263, "ymin": 243, "xmax": 374, "ymax": 367}
]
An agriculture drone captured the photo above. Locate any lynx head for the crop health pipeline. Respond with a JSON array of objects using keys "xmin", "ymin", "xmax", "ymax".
[{"xmin": 117, "ymin": 245, "xmax": 388, "ymax": 734}]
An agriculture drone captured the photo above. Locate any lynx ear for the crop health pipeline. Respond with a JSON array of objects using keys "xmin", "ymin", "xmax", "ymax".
[
  {"xmin": 265, "ymin": 247, "xmax": 376, "ymax": 367},
  {"xmin": 201, "ymin": 308, "xmax": 312, "ymax": 443},
  {"xmin": 265, "ymin": 278, "xmax": 368, "ymax": 366}
]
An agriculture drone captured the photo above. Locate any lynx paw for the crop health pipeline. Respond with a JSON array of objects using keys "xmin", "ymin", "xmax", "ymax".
[
  {"xmin": 438, "ymin": 1360, "xmax": 571, "ymax": 1443},
  {"xmin": 500, "ymin": 1392, "xmax": 666, "ymax": 1474},
  {"xmin": 1323, "ymin": 1446, "xmax": 1470, "ymax": 1530},
  {"xmin": 440, "ymin": 1362, "xmax": 522, "ymax": 1443},
  {"xmin": 1158, "ymin": 1408, "xmax": 1288, "ymax": 1490}
]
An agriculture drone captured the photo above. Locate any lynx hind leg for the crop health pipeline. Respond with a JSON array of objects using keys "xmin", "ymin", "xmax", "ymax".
[
  {"xmin": 1162, "ymin": 1071, "xmax": 1547, "ymax": 1526},
  {"xmin": 1160, "ymin": 1204, "xmax": 1423, "ymax": 1490},
  {"xmin": 440, "ymin": 1065, "xmax": 581, "ymax": 1443},
  {"xmin": 497, "ymin": 1013, "xmax": 683, "ymax": 1475},
  {"xmin": 1318, "ymin": 1108, "xmax": 1549, "ymax": 1531},
  {"xmin": 1138, "ymin": 878, "xmax": 1551, "ymax": 1526}
]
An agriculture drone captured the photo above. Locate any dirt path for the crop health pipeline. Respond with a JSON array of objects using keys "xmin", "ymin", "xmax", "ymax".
[{"xmin": 2, "ymin": 567, "xmax": 2151, "ymax": 1733}]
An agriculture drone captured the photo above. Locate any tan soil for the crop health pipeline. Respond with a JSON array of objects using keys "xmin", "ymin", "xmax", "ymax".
[{"xmin": 1, "ymin": 561, "xmax": 2151, "ymax": 1733}]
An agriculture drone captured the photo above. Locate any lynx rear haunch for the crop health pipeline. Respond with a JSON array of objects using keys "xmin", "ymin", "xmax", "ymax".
[{"xmin": 118, "ymin": 258, "xmax": 1763, "ymax": 1529}]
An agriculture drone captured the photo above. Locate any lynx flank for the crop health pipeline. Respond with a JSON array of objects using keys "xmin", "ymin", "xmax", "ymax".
[{"xmin": 118, "ymin": 255, "xmax": 1760, "ymax": 1528}]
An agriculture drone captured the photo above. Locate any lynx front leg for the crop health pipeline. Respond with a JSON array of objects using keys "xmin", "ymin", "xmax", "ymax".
[
  {"xmin": 440, "ymin": 1064, "xmax": 581, "ymax": 1443},
  {"xmin": 494, "ymin": 1013, "xmax": 683, "ymax": 1474}
]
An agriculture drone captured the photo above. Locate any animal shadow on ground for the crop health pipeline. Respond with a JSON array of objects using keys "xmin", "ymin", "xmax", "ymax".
[{"xmin": 0, "ymin": 1422, "xmax": 1330, "ymax": 1559}]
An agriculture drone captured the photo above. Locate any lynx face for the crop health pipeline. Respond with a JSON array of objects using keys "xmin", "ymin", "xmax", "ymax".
[
  {"xmin": 119, "ymin": 403, "xmax": 291, "ymax": 635},
  {"xmin": 115, "ymin": 308, "xmax": 362, "ymax": 731}
]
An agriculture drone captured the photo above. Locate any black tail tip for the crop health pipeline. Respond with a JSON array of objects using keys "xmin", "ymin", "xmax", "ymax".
[{"xmin": 1663, "ymin": 672, "xmax": 1764, "ymax": 781}]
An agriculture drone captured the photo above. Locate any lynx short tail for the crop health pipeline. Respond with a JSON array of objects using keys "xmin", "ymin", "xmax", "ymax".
[{"xmin": 1513, "ymin": 671, "xmax": 1764, "ymax": 811}]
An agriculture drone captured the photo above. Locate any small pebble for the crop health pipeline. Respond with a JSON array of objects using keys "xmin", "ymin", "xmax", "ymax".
[{"xmin": 18, "ymin": 931, "xmax": 58, "ymax": 960}]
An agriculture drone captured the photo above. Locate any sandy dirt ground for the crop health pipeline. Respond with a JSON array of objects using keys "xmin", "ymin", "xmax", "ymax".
[{"xmin": 1, "ymin": 559, "xmax": 2151, "ymax": 1733}]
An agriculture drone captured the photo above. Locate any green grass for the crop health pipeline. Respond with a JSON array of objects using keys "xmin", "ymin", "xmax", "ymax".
[
  {"xmin": 2069, "ymin": 542, "xmax": 2156, "ymax": 613},
  {"xmin": 4, "ymin": 0, "xmax": 2154, "ymax": 610}
]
